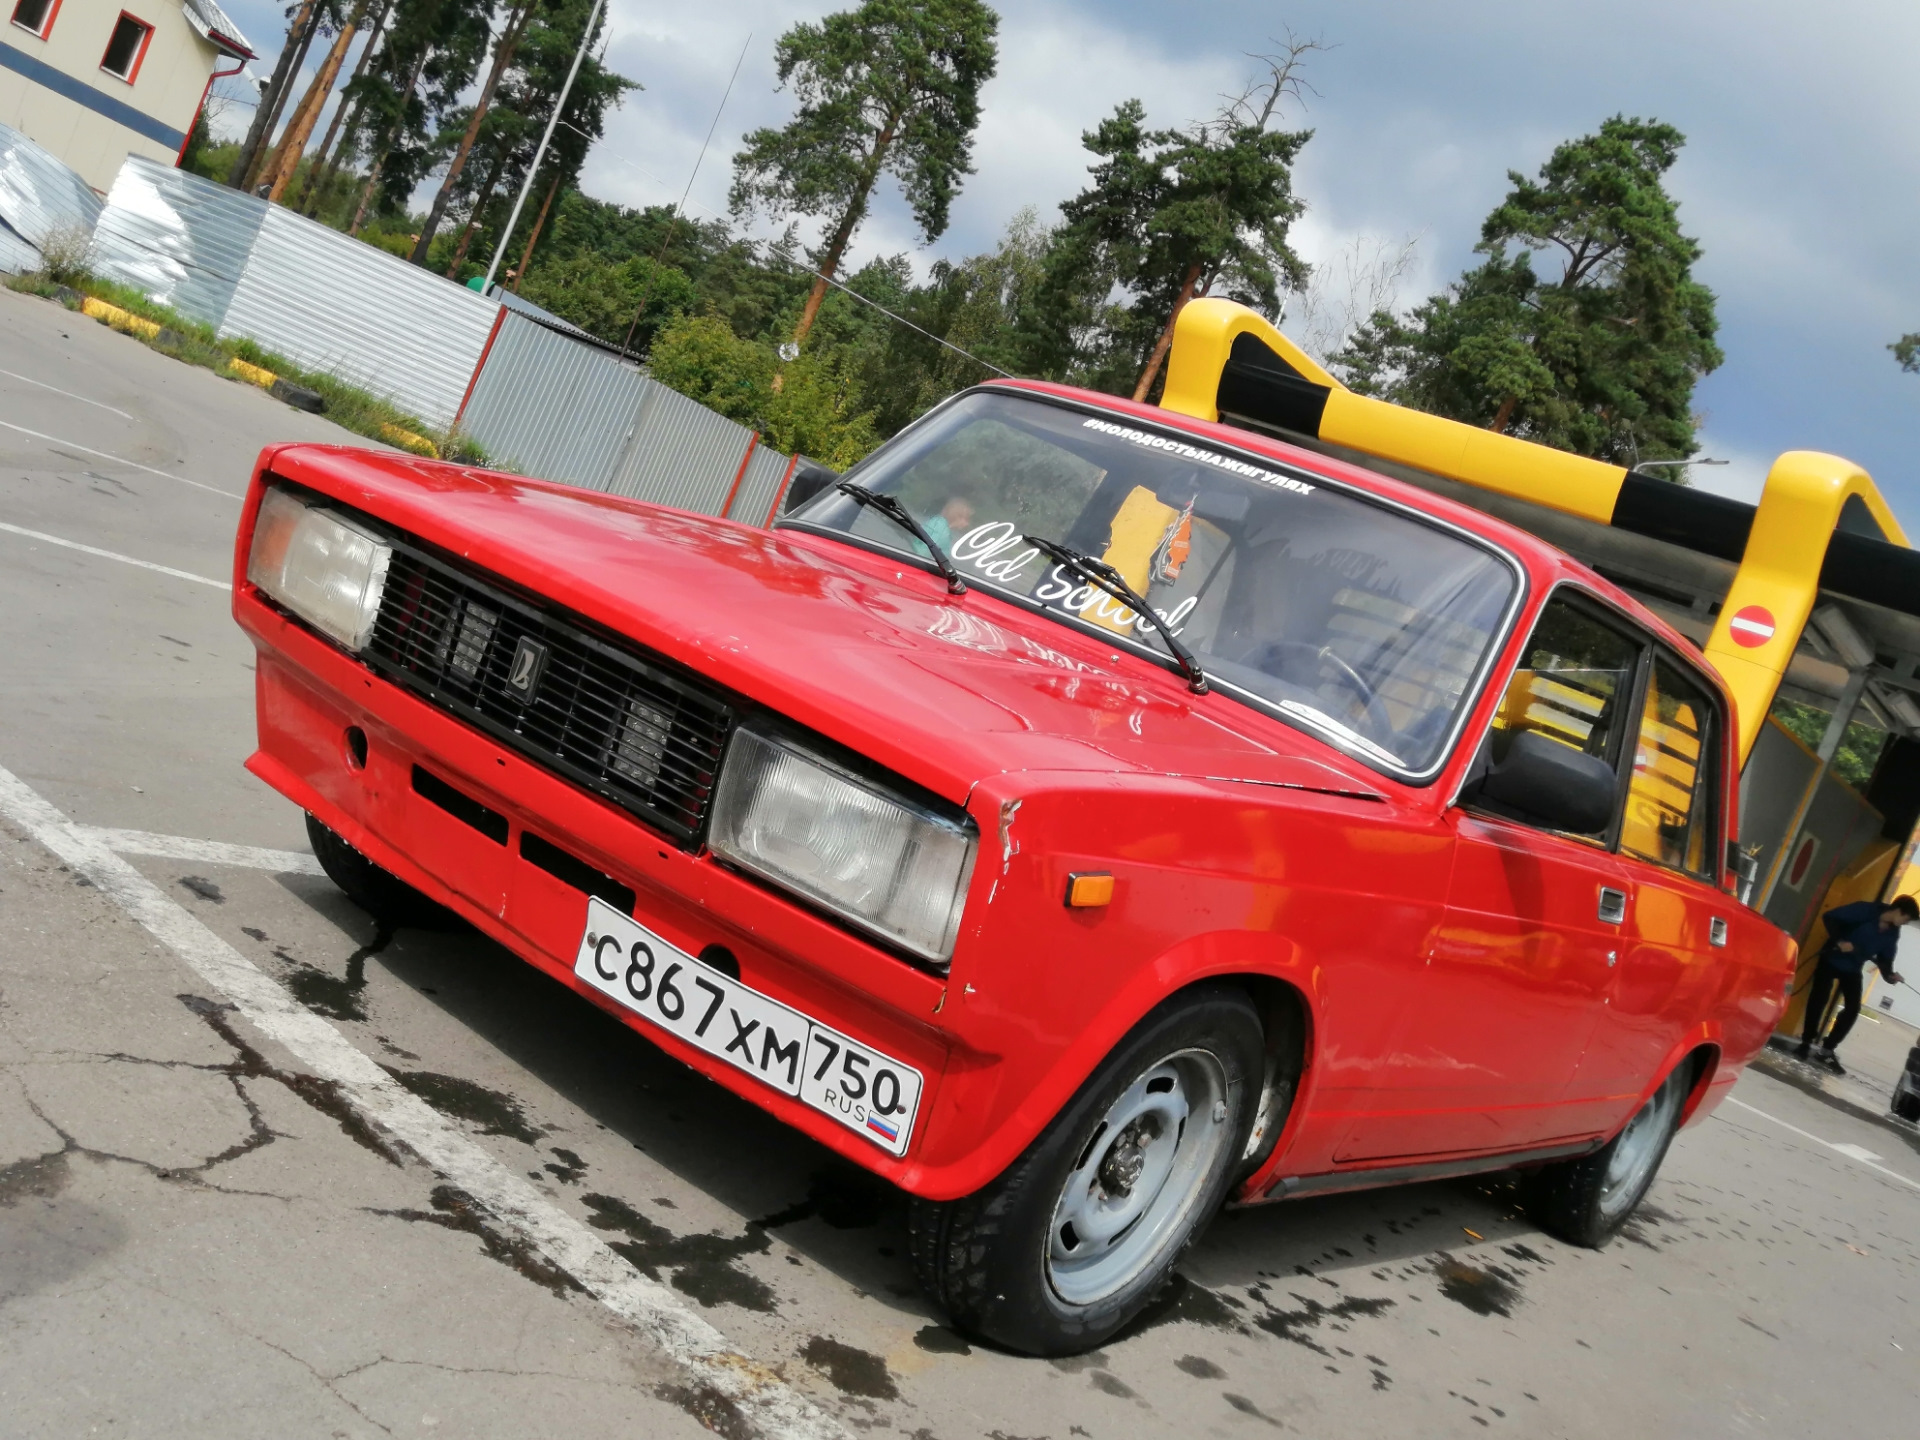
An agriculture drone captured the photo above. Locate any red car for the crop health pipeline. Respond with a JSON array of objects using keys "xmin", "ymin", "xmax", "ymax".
[{"xmin": 233, "ymin": 381, "xmax": 1794, "ymax": 1355}]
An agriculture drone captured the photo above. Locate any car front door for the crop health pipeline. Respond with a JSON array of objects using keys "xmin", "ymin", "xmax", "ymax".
[
  {"xmin": 1335, "ymin": 594, "xmax": 1641, "ymax": 1162},
  {"xmin": 1567, "ymin": 651, "xmax": 1729, "ymax": 1116}
]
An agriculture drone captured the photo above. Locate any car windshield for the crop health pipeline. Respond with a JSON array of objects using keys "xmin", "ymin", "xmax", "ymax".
[{"xmin": 786, "ymin": 392, "xmax": 1519, "ymax": 776}]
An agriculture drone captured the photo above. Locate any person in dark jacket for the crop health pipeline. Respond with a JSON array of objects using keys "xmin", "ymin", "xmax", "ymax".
[{"xmin": 1794, "ymin": 895, "xmax": 1917, "ymax": 1074}]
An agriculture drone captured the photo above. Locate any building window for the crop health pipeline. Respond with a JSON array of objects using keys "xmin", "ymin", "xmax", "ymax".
[
  {"xmin": 99, "ymin": 12, "xmax": 153, "ymax": 83},
  {"xmin": 10, "ymin": 0, "xmax": 60, "ymax": 40}
]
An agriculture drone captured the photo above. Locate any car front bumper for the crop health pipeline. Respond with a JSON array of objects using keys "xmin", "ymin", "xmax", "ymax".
[{"xmin": 235, "ymin": 588, "xmax": 992, "ymax": 1192}]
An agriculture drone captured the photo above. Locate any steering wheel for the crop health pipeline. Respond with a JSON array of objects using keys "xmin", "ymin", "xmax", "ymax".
[{"xmin": 1248, "ymin": 641, "xmax": 1395, "ymax": 736}]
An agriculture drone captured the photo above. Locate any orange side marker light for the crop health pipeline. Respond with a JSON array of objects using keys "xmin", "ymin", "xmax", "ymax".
[{"xmin": 1066, "ymin": 872, "xmax": 1114, "ymax": 908}]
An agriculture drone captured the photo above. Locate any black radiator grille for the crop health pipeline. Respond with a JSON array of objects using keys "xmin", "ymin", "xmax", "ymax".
[{"xmin": 365, "ymin": 546, "xmax": 734, "ymax": 842}]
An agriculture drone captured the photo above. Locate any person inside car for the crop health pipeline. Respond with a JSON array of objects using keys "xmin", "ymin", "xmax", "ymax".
[{"xmin": 1795, "ymin": 895, "xmax": 1918, "ymax": 1074}]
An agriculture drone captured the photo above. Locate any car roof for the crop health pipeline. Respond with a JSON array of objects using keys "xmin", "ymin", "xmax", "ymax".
[{"xmin": 985, "ymin": 378, "xmax": 1727, "ymax": 690}]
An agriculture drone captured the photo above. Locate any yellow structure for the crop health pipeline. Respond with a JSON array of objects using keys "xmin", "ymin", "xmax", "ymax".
[
  {"xmin": 1160, "ymin": 298, "xmax": 1912, "ymax": 770},
  {"xmin": 0, "ymin": 0, "xmax": 250, "ymax": 191}
]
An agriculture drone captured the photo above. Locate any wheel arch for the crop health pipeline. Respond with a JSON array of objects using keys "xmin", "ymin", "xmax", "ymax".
[{"xmin": 920, "ymin": 931, "xmax": 1320, "ymax": 1202}]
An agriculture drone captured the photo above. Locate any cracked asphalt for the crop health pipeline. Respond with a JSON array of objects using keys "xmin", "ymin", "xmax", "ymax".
[{"xmin": 3, "ymin": 284, "xmax": 1918, "ymax": 1438}]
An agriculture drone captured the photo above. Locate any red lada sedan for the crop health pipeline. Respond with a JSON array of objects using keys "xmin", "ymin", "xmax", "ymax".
[{"xmin": 233, "ymin": 381, "xmax": 1794, "ymax": 1354}]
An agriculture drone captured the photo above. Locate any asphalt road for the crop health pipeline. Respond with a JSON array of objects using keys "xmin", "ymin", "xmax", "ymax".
[{"xmin": 2, "ymin": 284, "xmax": 1917, "ymax": 1440}]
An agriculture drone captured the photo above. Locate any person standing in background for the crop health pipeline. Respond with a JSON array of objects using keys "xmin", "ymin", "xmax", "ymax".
[{"xmin": 1795, "ymin": 896, "xmax": 1917, "ymax": 1075}]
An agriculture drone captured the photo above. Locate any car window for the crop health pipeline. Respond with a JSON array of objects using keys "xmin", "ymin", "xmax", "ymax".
[
  {"xmin": 1483, "ymin": 595, "xmax": 1642, "ymax": 837},
  {"xmin": 1621, "ymin": 654, "xmax": 1719, "ymax": 879},
  {"xmin": 792, "ymin": 393, "xmax": 1518, "ymax": 776}
]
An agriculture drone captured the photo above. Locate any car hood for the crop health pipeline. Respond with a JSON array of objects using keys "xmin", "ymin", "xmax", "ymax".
[{"xmin": 270, "ymin": 449, "xmax": 1388, "ymax": 807}]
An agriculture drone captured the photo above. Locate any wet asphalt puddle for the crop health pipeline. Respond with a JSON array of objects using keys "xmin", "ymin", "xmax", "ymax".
[{"xmin": 131, "ymin": 857, "xmax": 1788, "ymax": 1437}]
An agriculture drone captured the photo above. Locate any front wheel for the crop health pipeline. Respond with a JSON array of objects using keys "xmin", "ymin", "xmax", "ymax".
[
  {"xmin": 1526, "ymin": 1061, "xmax": 1691, "ymax": 1247},
  {"xmin": 909, "ymin": 985, "xmax": 1264, "ymax": 1356},
  {"xmin": 306, "ymin": 812, "xmax": 443, "ymax": 929}
]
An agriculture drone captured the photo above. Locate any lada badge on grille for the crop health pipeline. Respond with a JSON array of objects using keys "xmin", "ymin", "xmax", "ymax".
[{"xmin": 508, "ymin": 637, "xmax": 549, "ymax": 696}]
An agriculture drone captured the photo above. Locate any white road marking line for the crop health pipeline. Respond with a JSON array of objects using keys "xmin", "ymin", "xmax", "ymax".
[
  {"xmin": 1831, "ymin": 1142, "xmax": 1883, "ymax": 1162},
  {"xmin": 1724, "ymin": 1095, "xmax": 1920, "ymax": 1192},
  {"xmin": 82, "ymin": 826, "xmax": 324, "ymax": 876},
  {"xmin": 0, "ymin": 418, "xmax": 243, "ymax": 499},
  {"xmin": 0, "ymin": 367, "xmax": 136, "ymax": 420},
  {"xmin": 0, "ymin": 521, "xmax": 231, "ymax": 590},
  {"xmin": 0, "ymin": 762, "xmax": 846, "ymax": 1440}
]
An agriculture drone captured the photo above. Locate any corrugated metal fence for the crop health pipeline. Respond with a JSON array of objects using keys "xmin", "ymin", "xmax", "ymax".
[
  {"xmin": 0, "ymin": 120, "xmax": 103, "ymax": 272},
  {"xmin": 70, "ymin": 154, "xmax": 802, "ymax": 519},
  {"xmin": 455, "ymin": 309, "xmax": 799, "ymax": 521},
  {"xmin": 88, "ymin": 155, "xmax": 266, "ymax": 327}
]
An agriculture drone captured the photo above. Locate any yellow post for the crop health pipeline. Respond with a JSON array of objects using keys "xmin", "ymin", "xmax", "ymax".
[{"xmin": 1700, "ymin": 453, "xmax": 1909, "ymax": 762}]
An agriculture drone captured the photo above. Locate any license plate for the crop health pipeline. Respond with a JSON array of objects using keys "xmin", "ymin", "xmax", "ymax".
[{"xmin": 572, "ymin": 897, "xmax": 922, "ymax": 1157}]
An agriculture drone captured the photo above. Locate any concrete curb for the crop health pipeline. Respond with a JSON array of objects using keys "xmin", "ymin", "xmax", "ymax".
[
  {"xmin": 81, "ymin": 295, "xmax": 160, "ymax": 340},
  {"xmin": 1750, "ymin": 1044, "xmax": 1920, "ymax": 1159}
]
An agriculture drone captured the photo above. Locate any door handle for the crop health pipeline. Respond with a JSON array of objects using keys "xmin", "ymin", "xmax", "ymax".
[
  {"xmin": 1710, "ymin": 916, "xmax": 1728, "ymax": 948},
  {"xmin": 1598, "ymin": 887, "xmax": 1628, "ymax": 925}
]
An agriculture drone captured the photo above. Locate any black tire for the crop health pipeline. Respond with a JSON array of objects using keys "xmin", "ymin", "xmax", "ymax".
[
  {"xmin": 909, "ymin": 984, "xmax": 1264, "ymax": 1356},
  {"xmin": 1892, "ymin": 1080, "xmax": 1920, "ymax": 1124},
  {"xmin": 1526, "ymin": 1061, "xmax": 1692, "ymax": 1248},
  {"xmin": 305, "ymin": 812, "xmax": 442, "ymax": 928}
]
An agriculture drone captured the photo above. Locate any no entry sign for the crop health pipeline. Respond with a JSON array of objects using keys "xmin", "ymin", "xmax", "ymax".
[{"xmin": 1728, "ymin": 605, "xmax": 1777, "ymax": 648}]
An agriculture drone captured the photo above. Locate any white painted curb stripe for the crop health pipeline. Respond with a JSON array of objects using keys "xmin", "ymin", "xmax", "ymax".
[
  {"xmin": 0, "ymin": 522, "xmax": 231, "ymax": 590},
  {"xmin": 0, "ymin": 762, "xmax": 846, "ymax": 1440},
  {"xmin": 0, "ymin": 417, "xmax": 244, "ymax": 499},
  {"xmin": 1724, "ymin": 1095, "xmax": 1920, "ymax": 1192},
  {"xmin": 82, "ymin": 826, "xmax": 324, "ymax": 876}
]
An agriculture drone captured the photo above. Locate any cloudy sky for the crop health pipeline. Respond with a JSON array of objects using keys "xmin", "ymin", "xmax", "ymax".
[{"xmin": 220, "ymin": 0, "xmax": 1919, "ymax": 522}]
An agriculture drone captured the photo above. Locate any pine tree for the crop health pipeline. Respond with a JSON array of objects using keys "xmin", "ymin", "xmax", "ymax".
[
  {"xmin": 1338, "ymin": 116, "xmax": 1722, "ymax": 466},
  {"xmin": 729, "ymin": 0, "xmax": 998, "ymax": 349},
  {"xmin": 1029, "ymin": 44, "xmax": 1318, "ymax": 400}
]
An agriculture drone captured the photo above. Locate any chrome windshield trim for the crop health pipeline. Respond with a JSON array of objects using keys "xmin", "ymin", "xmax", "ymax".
[{"xmin": 777, "ymin": 386, "xmax": 1533, "ymax": 786}]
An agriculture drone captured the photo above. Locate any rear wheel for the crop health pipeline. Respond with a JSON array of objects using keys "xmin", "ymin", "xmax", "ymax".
[
  {"xmin": 1526, "ymin": 1062, "xmax": 1690, "ymax": 1247},
  {"xmin": 306, "ymin": 812, "xmax": 442, "ymax": 928},
  {"xmin": 909, "ymin": 985, "xmax": 1263, "ymax": 1356}
]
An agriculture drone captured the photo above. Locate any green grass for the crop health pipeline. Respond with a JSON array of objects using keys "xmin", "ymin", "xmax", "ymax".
[{"xmin": 5, "ymin": 270, "xmax": 488, "ymax": 464}]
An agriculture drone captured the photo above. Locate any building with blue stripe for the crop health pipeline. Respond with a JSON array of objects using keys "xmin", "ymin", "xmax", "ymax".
[{"xmin": 0, "ymin": 0, "xmax": 250, "ymax": 192}]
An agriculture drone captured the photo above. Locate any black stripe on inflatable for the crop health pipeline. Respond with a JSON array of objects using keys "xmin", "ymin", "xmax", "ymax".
[
  {"xmin": 1216, "ymin": 331, "xmax": 1331, "ymax": 437},
  {"xmin": 1607, "ymin": 472, "xmax": 1755, "ymax": 563}
]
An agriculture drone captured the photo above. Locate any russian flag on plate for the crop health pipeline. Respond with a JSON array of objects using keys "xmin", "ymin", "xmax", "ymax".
[{"xmin": 866, "ymin": 1113, "xmax": 899, "ymax": 1142}]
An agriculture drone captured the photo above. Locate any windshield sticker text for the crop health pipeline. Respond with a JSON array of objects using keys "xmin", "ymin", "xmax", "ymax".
[
  {"xmin": 1078, "ymin": 417, "xmax": 1314, "ymax": 494},
  {"xmin": 950, "ymin": 523, "xmax": 1196, "ymax": 639}
]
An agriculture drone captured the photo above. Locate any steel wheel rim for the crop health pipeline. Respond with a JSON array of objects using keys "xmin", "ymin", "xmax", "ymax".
[
  {"xmin": 1599, "ymin": 1071, "xmax": 1683, "ymax": 1221},
  {"xmin": 1045, "ymin": 1048, "xmax": 1232, "ymax": 1307}
]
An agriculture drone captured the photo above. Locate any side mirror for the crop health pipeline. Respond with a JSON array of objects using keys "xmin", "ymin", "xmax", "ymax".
[
  {"xmin": 1469, "ymin": 729, "xmax": 1618, "ymax": 835},
  {"xmin": 1728, "ymin": 840, "xmax": 1760, "ymax": 902}
]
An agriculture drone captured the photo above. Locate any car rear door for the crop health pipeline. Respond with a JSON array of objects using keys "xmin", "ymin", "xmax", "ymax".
[
  {"xmin": 1335, "ymin": 594, "xmax": 1642, "ymax": 1161},
  {"xmin": 1567, "ymin": 650, "xmax": 1730, "ymax": 1115}
]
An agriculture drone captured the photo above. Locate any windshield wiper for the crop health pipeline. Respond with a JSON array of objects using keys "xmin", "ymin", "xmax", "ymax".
[
  {"xmin": 836, "ymin": 481, "xmax": 966, "ymax": 595},
  {"xmin": 1023, "ymin": 535, "xmax": 1209, "ymax": 694}
]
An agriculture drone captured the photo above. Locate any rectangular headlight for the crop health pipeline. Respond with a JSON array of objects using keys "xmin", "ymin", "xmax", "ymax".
[
  {"xmin": 246, "ymin": 486, "xmax": 393, "ymax": 651},
  {"xmin": 710, "ymin": 728, "xmax": 978, "ymax": 964}
]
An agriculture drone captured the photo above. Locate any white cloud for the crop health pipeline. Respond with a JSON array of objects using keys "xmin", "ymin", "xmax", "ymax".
[{"xmin": 210, "ymin": 0, "xmax": 1920, "ymax": 524}]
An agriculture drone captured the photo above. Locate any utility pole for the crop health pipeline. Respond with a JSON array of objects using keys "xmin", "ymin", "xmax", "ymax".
[{"xmin": 482, "ymin": 0, "xmax": 605, "ymax": 292}]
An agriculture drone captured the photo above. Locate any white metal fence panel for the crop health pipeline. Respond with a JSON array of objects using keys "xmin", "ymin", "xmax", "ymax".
[
  {"xmin": 0, "ymin": 120, "xmax": 102, "ymax": 262},
  {"xmin": 457, "ymin": 311, "xmax": 644, "ymax": 490},
  {"xmin": 87, "ymin": 156, "xmax": 267, "ymax": 327},
  {"xmin": 220, "ymin": 204, "xmax": 500, "ymax": 430},
  {"xmin": 0, "ymin": 221, "xmax": 36, "ymax": 274},
  {"xmin": 607, "ymin": 378, "xmax": 759, "ymax": 516},
  {"xmin": 729, "ymin": 444, "xmax": 798, "ymax": 525}
]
